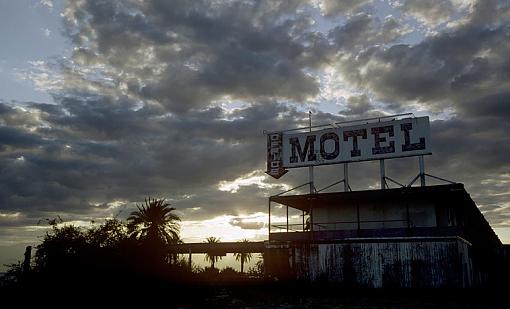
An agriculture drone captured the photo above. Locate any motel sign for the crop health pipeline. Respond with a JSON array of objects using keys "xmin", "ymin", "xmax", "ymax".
[{"xmin": 266, "ymin": 117, "xmax": 430, "ymax": 179}]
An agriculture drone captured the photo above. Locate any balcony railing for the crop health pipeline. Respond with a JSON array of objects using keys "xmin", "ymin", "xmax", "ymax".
[
  {"xmin": 271, "ymin": 219, "xmax": 409, "ymax": 233},
  {"xmin": 269, "ymin": 225, "xmax": 464, "ymax": 242}
]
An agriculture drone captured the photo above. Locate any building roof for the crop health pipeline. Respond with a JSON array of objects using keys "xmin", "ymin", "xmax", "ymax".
[{"xmin": 270, "ymin": 183, "xmax": 466, "ymax": 212}]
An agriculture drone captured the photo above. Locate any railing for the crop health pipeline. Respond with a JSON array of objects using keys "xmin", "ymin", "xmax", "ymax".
[
  {"xmin": 271, "ymin": 223, "xmax": 306, "ymax": 232},
  {"xmin": 313, "ymin": 219, "xmax": 408, "ymax": 231},
  {"xmin": 269, "ymin": 226, "xmax": 465, "ymax": 242},
  {"xmin": 271, "ymin": 219, "xmax": 409, "ymax": 233}
]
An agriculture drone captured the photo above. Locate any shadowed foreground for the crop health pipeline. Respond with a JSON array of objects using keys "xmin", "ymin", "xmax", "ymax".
[{"xmin": 1, "ymin": 277, "xmax": 509, "ymax": 308}]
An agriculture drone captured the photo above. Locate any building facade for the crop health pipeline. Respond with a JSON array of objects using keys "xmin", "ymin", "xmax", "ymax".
[{"xmin": 265, "ymin": 184, "xmax": 505, "ymax": 288}]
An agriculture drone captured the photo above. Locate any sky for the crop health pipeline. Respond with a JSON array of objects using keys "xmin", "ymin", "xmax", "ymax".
[{"xmin": 1, "ymin": 0, "xmax": 510, "ymax": 270}]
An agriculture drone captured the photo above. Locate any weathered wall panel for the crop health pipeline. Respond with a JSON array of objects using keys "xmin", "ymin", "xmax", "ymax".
[{"xmin": 291, "ymin": 238, "xmax": 472, "ymax": 288}]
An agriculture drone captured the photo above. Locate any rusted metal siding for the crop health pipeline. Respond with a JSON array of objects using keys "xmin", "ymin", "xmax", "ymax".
[{"xmin": 290, "ymin": 238, "xmax": 474, "ymax": 288}]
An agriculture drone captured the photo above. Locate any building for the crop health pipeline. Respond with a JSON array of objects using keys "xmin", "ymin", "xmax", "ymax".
[
  {"xmin": 169, "ymin": 116, "xmax": 507, "ymax": 288},
  {"xmin": 265, "ymin": 183, "xmax": 506, "ymax": 288}
]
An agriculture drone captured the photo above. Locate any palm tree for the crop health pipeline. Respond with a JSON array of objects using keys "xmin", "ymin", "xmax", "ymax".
[
  {"xmin": 204, "ymin": 236, "xmax": 222, "ymax": 269},
  {"xmin": 127, "ymin": 197, "xmax": 181, "ymax": 246},
  {"xmin": 234, "ymin": 239, "xmax": 252, "ymax": 274}
]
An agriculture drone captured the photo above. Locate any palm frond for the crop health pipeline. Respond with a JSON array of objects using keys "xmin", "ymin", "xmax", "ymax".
[{"xmin": 126, "ymin": 197, "xmax": 181, "ymax": 245}]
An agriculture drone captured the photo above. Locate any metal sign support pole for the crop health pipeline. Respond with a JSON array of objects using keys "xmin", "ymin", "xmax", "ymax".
[
  {"xmin": 268, "ymin": 199, "xmax": 271, "ymax": 238},
  {"xmin": 344, "ymin": 163, "xmax": 349, "ymax": 192},
  {"xmin": 309, "ymin": 166, "xmax": 314, "ymax": 194},
  {"xmin": 380, "ymin": 159, "xmax": 386, "ymax": 189},
  {"xmin": 419, "ymin": 155, "xmax": 425, "ymax": 187},
  {"xmin": 308, "ymin": 111, "xmax": 314, "ymax": 194}
]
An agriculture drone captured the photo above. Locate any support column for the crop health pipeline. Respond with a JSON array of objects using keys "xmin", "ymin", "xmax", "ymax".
[
  {"xmin": 344, "ymin": 163, "xmax": 349, "ymax": 192},
  {"xmin": 286, "ymin": 206, "xmax": 289, "ymax": 232},
  {"xmin": 188, "ymin": 249, "xmax": 192, "ymax": 272},
  {"xmin": 380, "ymin": 159, "xmax": 386, "ymax": 189},
  {"xmin": 310, "ymin": 200, "xmax": 314, "ymax": 236},
  {"xmin": 419, "ymin": 155, "xmax": 425, "ymax": 187}
]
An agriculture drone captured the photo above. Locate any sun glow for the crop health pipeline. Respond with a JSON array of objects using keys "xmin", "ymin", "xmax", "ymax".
[
  {"xmin": 180, "ymin": 213, "xmax": 269, "ymax": 243},
  {"xmin": 218, "ymin": 170, "xmax": 291, "ymax": 193},
  {"xmin": 0, "ymin": 212, "xmax": 21, "ymax": 219}
]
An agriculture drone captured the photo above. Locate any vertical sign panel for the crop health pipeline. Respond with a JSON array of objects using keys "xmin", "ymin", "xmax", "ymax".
[{"xmin": 266, "ymin": 132, "xmax": 288, "ymax": 179}]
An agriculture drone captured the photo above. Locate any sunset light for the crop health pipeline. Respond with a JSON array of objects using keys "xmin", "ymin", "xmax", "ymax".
[{"xmin": 1, "ymin": 0, "xmax": 509, "ymax": 304}]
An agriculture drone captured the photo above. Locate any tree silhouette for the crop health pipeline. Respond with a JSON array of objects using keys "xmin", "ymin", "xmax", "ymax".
[
  {"xmin": 233, "ymin": 239, "xmax": 252, "ymax": 273},
  {"xmin": 35, "ymin": 224, "xmax": 87, "ymax": 272},
  {"xmin": 204, "ymin": 236, "xmax": 222, "ymax": 268},
  {"xmin": 87, "ymin": 218, "xmax": 128, "ymax": 248},
  {"xmin": 127, "ymin": 197, "xmax": 181, "ymax": 246},
  {"xmin": 3, "ymin": 211, "xmax": 202, "ymax": 290}
]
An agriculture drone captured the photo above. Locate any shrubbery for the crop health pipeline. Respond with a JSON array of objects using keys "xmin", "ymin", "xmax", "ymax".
[{"xmin": 1, "ymin": 199, "xmax": 265, "ymax": 291}]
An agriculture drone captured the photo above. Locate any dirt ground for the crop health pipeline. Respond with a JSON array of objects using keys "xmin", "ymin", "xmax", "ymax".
[{"xmin": 197, "ymin": 284, "xmax": 509, "ymax": 308}]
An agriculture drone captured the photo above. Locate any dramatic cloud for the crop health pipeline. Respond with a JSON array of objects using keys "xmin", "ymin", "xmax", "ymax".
[
  {"xmin": 61, "ymin": 0, "xmax": 324, "ymax": 113},
  {"xmin": 329, "ymin": 13, "xmax": 410, "ymax": 51},
  {"xmin": 1, "ymin": 0, "xmax": 510, "ymax": 269},
  {"xmin": 401, "ymin": 0, "xmax": 456, "ymax": 27},
  {"xmin": 318, "ymin": 0, "xmax": 373, "ymax": 17},
  {"xmin": 340, "ymin": 94, "xmax": 384, "ymax": 118}
]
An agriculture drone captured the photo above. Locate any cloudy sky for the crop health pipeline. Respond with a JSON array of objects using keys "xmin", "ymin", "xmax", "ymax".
[{"xmin": 1, "ymin": 0, "xmax": 509, "ymax": 269}]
